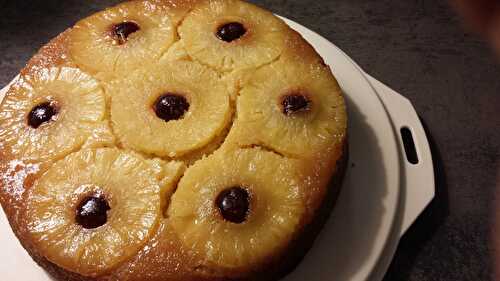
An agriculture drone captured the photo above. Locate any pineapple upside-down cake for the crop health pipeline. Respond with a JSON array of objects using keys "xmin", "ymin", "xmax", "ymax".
[{"xmin": 0, "ymin": 0, "xmax": 347, "ymax": 280}]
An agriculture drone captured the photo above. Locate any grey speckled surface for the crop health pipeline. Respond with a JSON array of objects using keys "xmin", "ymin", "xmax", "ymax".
[{"xmin": 0, "ymin": 0, "xmax": 498, "ymax": 280}]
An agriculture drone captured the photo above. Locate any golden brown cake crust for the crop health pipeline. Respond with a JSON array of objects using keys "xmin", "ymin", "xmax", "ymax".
[{"xmin": 0, "ymin": 1, "xmax": 348, "ymax": 280}]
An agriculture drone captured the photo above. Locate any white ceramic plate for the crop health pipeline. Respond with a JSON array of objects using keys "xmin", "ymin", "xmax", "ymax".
[{"xmin": 0, "ymin": 16, "xmax": 432, "ymax": 281}]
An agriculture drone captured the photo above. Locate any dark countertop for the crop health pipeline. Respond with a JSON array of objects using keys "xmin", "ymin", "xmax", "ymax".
[{"xmin": 0, "ymin": 0, "xmax": 498, "ymax": 280}]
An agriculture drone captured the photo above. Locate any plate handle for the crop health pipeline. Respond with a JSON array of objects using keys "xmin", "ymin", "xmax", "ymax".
[{"xmin": 366, "ymin": 76, "xmax": 435, "ymax": 237}]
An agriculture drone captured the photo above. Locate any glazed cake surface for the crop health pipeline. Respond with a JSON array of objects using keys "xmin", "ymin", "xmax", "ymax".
[{"xmin": 0, "ymin": 1, "xmax": 347, "ymax": 280}]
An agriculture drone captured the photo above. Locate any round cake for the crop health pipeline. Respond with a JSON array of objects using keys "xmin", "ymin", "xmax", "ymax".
[{"xmin": 0, "ymin": 1, "xmax": 347, "ymax": 280}]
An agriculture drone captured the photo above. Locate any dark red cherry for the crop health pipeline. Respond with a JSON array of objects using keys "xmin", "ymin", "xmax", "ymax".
[
  {"xmin": 282, "ymin": 94, "xmax": 310, "ymax": 115},
  {"xmin": 112, "ymin": 21, "xmax": 140, "ymax": 45},
  {"xmin": 75, "ymin": 195, "xmax": 111, "ymax": 229},
  {"xmin": 153, "ymin": 94, "xmax": 189, "ymax": 122},
  {"xmin": 28, "ymin": 102, "xmax": 57, "ymax": 128},
  {"xmin": 216, "ymin": 22, "xmax": 247, "ymax": 42},
  {"xmin": 216, "ymin": 187, "xmax": 250, "ymax": 224}
]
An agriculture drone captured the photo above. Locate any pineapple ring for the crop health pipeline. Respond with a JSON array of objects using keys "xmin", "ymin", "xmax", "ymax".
[
  {"xmin": 109, "ymin": 60, "xmax": 232, "ymax": 158},
  {"xmin": 25, "ymin": 148, "xmax": 164, "ymax": 277},
  {"xmin": 179, "ymin": 0, "xmax": 289, "ymax": 71},
  {"xmin": 68, "ymin": 0, "xmax": 176, "ymax": 79},
  {"xmin": 228, "ymin": 55, "xmax": 347, "ymax": 158},
  {"xmin": 0, "ymin": 67, "xmax": 108, "ymax": 163},
  {"xmin": 168, "ymin": 148, "xmax": 304, "ymax": 268}
]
